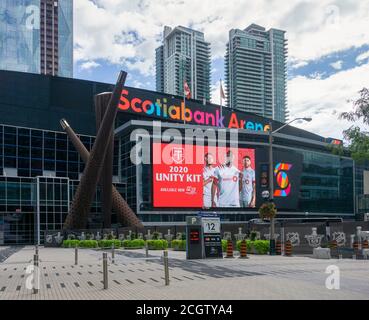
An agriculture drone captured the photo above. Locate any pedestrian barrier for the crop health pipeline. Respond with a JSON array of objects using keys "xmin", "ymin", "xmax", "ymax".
[
  {"xmin": 276, "ymin": 240, "xmax": 282, "ymax": 255},
  {"xmin": 33, "ymin": 254, "xmax": 39, "ymax": 294},
  {"xmin": 103, "ymin": 252, "xmax": 108, "ymax": 290},
  {"xmin": 239, "ymin": 240, "xmax": 248, "ymax": 259},
  {"xmin": 362, "ymin": 240, "xmax": 369, "ymax": 250},
  {"xmin": 145, "ymin": 242, "xmax": 149, "ymax": 258},
  {"xmin": 330, "ymin": 240, "xmax": 338, "ymax": 250},
  {"xmin": 225, "ymin": 240, "xmax": 234, "ymax": 258},
  {"xmin": 353, "ymin": 241, "xmax": 359, "ymax": 251},
  {"xmin": 111, "ymin": 244, "xmax": 115, "ymax": 264},
  {"xmin": 284, "ymin": 240, "xmax": 292, "ymax": 257},
  {"xmin": 163, "ymin": 250, "xmax": 170, "ymax": 286}
]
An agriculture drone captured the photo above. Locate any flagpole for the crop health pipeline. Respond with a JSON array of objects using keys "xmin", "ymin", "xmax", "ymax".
[
  {"xmin": 184, "ymin": 87, "xmax": 186, "ymax": 125},
  {"xmin": 220, "ymin": 79, "xmax": 223, "ymax": 120}
]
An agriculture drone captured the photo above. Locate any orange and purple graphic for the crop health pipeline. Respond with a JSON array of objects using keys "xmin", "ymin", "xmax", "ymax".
[{"xmin": 274, "ymin": 163, "xmax": 292, "ymax": 197}]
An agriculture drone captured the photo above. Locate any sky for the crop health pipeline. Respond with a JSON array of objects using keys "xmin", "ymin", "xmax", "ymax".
[{"xmin": 73, "ymin": 0, "xmax": 369, "ymax": 139}]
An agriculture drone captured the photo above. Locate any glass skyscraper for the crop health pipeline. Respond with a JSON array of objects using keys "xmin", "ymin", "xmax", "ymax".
[
  {"xmin": 225, "ymin": 24, "xmax": 288, "ymax": 123},
  {"xmin": 156, "ymin": 26, "xmax": 211, "ymax": 102},
  {"xmin": 0, "ymin": 0, "xmax": 73, "ymax": 77}
]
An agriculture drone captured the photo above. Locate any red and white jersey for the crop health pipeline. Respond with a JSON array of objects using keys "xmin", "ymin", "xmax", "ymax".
[
  {"xmin": 214, "ymin": 165, "xmax": 241, "ymax": 207},
  {"xmin": 203, "ymin": 166, "xmax": 216, "ymax": 199},
  {"xmin": 241, "ymin": 168, "xmax": 255, "ymax": 199}
]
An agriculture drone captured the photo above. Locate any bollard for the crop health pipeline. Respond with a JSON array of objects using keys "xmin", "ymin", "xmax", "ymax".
[
  {"xmin": 284, "ymin": 240, "xmax": 292, "ymax": 257},
  {"xmin": 145, "ymin": 242, "xmax": 149, "ymax": 259},
  {"xmin": 330, "ymin": 240, "xmax": 338, "ymax": 250},
  {"xmin": 225, "ymin": 239, "xmax": 234, "ymax": 258},
  {"xmin": 276, "ymin": 240, "xmax": 282, "ymax": 255},
  {"xmin": 75, "ymin": 247, "xmax": 78, "ymax": 265},
  {"xmin": 35, "ymin": 245, "xmax": 39, "ymax": 256},
  {"xmin": 362, "ymin": 240, "xmax": 369, "ymax": 250},
  {"xmin": 163, "ymin": 250, "xmax": 169, "ymax": 286},
  {"xmin": 33, "ymin": 254, "xmax": 39, "ymax": 294},
  {"xmin": 112, "ymin": 243, "xmax": 115, "ymax": 264},
  {"xmin": 339, "ymin": 254, "xmax": 343, "ymax": 260},
  {"xmin": 353, "ymin": 241, "xmax": 359, "ymax": 251},
  {"xmin": 103, "ymin": 252, "xmax": 108, "ymax": 290},
  {"xmin": 239, "ymin": 240, "xmax": 248, "ymax": 259}
]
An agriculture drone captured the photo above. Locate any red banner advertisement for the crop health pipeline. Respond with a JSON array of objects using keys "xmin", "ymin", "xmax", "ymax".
[{"xmin": 153, "ymin": 143, "xmax": 255, "ymax": 209}]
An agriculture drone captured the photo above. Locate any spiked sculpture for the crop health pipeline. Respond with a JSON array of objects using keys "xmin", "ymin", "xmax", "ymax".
[
  {"xmin": 63, "ymin": 71, "xmax": 143, "ymax": 230},
  {"xmin": 95, "ymin": 93, "xmax": 114, "ymax": 228},
  {"xmin": 60, "ymin": 119, "xmax": 143, "ymax": 229}
]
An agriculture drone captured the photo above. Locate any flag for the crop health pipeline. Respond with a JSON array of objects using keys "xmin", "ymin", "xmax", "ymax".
[
  {"xmin": 220, "ymin": 82, "xmax": 226, "ymax": 100},
  {"xmin": 184, "ymin": 81, "xmax": 191, "ymax": 100}
]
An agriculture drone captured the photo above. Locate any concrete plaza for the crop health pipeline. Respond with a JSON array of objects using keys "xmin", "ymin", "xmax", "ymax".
[{"xmin": 0, "ymin": 246, "xmax": 368, "ymax": 300}]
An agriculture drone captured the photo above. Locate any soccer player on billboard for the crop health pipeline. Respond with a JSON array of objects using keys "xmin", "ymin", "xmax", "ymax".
[
  {"xmin": 203, "ymin": 153, "xmax": 217, "ymax": 209},
  {"xmin": 240, "ymin": 156, "xmax": 256, "ymax": 208},
  {"xmin": 212, "ymin": 150, "xmax": 241, "ymax": 208}
]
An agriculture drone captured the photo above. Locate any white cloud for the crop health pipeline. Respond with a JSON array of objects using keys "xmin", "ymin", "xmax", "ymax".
[
  {"xmin": 74, "ymin": 0, "xmax": 369, "ymax": 77},
  {"xmin": 330, "ymin": 60, "xmax": 343, "ymax": 70},
  {"xmin": 79, "ymin": 60, "xmax": 101, "ymax": 70},
  {"xmin": 290, "ymin": 59, "xmax": 309, "ymax": 69},
  {"xmin": 308, "ymin": 71, "xmax": 326, "ymax": 80},
  {"xmin": 288, "ymin": 61, "xmax": 369, "ymax": 139},
  {"xmin": 356, "ymin": 51, "xmax": 369, "ymax": 64}
]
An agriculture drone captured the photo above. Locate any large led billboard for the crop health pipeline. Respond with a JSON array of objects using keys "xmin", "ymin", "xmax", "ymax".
[
  {"xmin": 152, "ymin": 143, "xmax": 303, "ymax": 210},
  {"xmin": 153, "ymin": 143, "xmax": 256, "ymax": 209}
]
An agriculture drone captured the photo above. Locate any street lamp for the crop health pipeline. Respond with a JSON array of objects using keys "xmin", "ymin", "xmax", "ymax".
[{"xmin": 268, "ymin": 117, "xmax": 312, "ymax": 255}]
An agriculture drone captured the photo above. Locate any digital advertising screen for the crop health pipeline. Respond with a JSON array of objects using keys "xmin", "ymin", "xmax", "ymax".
[
  {"xmin": 257, "ymin": 149, "xmax": 303, "ymax": 210},
  {"xmin": 153, "ymin": 143, "xmax": 256, "ymax": 209}
]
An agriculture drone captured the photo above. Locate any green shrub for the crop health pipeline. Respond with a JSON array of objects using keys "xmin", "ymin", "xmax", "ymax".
[
  {"xmin": 98, "ymin": 239, "xmax": 122, "ymax": 248},
  {"xmin": 62, "ymin": 240, "xmax": 80, "ymax": 248},
  {"xmin": 221, "ymin": 240, "xmax": 228, "ymax": 252},
  {"xmin": 236, "ymin": 240, "xmax": 269, "ymax": 255},
  {"xmin": 252, "ymin": 240, "xmax": 270, "ymax": 254},
  {"xmin": 79, "ymin": 240, "xmax": 98, "ymax": 248},
  {"xmin": 146, "ymin": 239, "xmax": 168, "ymax": 250},
  {"xmin": 172, "ymin": 240, "xmax": 186, "ymax": 251},
  {"xmin": 122, "ymin": 239, "xmax": 145, "ymax": 249}
]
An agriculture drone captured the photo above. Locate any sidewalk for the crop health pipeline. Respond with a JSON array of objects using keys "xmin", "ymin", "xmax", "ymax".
[{"xmin": 0, "ymin": 246, "xmax": 368, "ymax": 300}]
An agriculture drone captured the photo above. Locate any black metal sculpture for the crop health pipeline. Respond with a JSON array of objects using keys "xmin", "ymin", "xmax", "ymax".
[
  {"xmin": 60, "ymin": 119, "xmax": 144, "ymax": 229},
  {"xmin": 63, "ymin": 71, "xmax": 143, "ymax": 230},
  {"xmin": 95, "ymin": 93, "xmax": 114, "ymax": 228}
]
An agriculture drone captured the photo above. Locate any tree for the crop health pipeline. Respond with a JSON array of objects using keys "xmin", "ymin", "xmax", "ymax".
[
  {"xmin": 258, "ymin": 202, "xmax": 277, "ymax": 220},
  {"xmin": 340, "ymin": 88, "xmax": 369, "ymax": 162}
]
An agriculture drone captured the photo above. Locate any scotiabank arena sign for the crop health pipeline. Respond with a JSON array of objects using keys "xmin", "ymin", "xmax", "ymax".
[{"xmin": 118, "ymin": 88, "xmax": 271, "ymax": 132}]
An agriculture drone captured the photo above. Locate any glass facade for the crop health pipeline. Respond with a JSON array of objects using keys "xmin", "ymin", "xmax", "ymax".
[
  {"xmin": 0, "ymin": 124, "xmax": 123, "ymax": 244},
  {"xmin": 119, "ymin": 124, "xmax": 355, "ymax": 223},
  {"xmin": 0, "ymin": 176, "xmax": 35, "ymax": 244},
  {"xmin": 0, "ymin": 0, "xmax": 73, "ymax": 77},
  {"xmin": 58, "ymin": 0, "xmax": 73, "ymax": 78},
  {"xmin": 298, "ymin": 150, "xmax": 353, "ymax": 214},
  {"xmin": 157, "ymin": 26, "xmax": 211, "ymax": 102},
  {"xmin": 225, "ymin": 24, "xmax": 287, "ymax": 123},
  {"xmin": 37, "ymin": 177, "xmax": 69, "ymax": 243},
  {"xmin": 0, "ymin": 0, "xmax": 41, "ymax": 74}
]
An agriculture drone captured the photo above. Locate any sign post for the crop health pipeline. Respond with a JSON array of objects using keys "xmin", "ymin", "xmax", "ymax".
[
  {"xmin": 186, "ymin": 213, "xmax": 223, "ymax": 260},
  {"xmin": 202, "ymin": 214, "xmax": 223, "ymax": 259}
]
